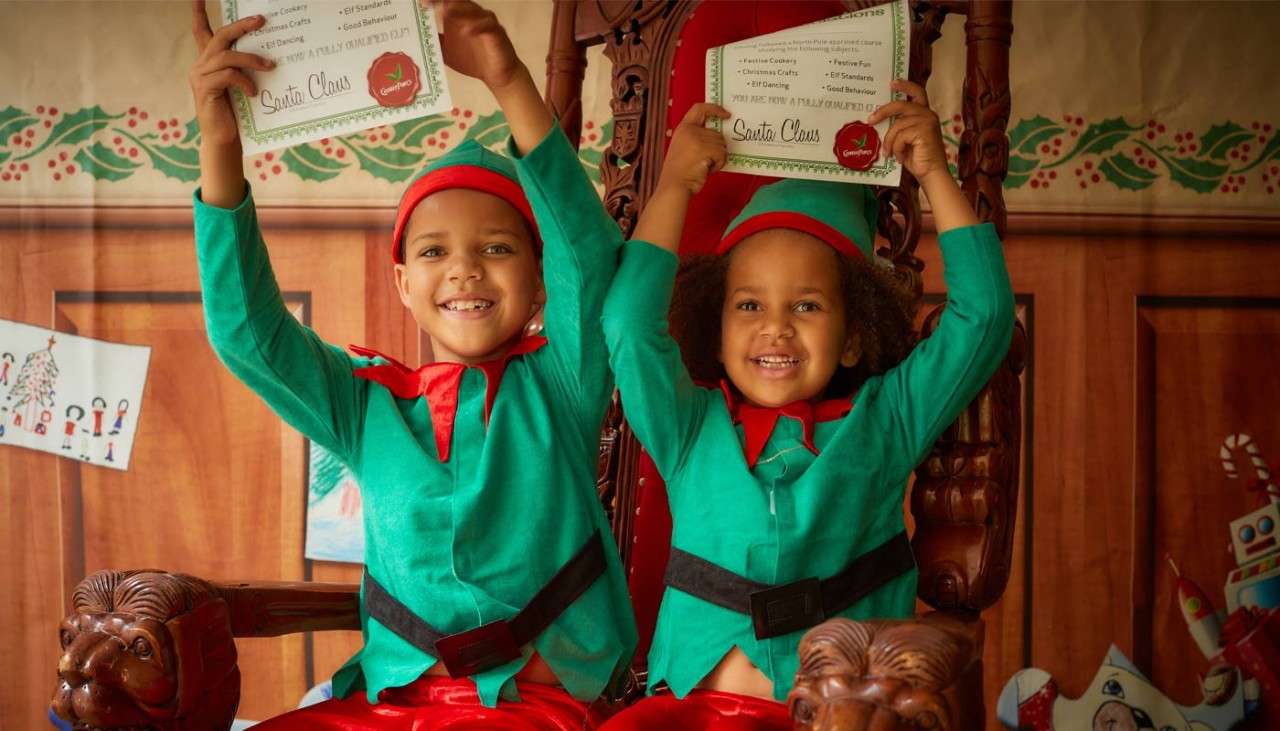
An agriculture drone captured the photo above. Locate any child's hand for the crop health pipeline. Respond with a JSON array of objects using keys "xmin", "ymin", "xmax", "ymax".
[
  {"xmin": 658, "ymin": 103, "xmax": 731, "ymax": 196},
  {"xmin": 428, "ymin": 0, "xmax": 547, "ymax": 154},
  {"xmin": 189, "ymin": 1, "xmax": 275, "ymax": 147},
  {"xmin": 429, "ymin": 0, "xmax": 523, "ymax": 91},
  {"xmin": 868, "ymin": 80, "xmax": 948, "ymax": 184},
  {"xmin": 873, "ymin": 80, "xmax": 976, "ymax": 231},
  {"xmin": 634, "ymin": 104, "xmax": 729, "ymax": 252}
]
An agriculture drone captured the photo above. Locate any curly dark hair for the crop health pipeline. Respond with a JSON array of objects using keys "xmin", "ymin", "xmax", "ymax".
[{"xmin": 669, "ymin": 248, "xmax": 918, "ymax": 399}]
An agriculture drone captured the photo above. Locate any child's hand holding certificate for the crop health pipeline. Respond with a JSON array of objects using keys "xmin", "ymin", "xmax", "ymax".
[
  {"xmin": 217, "ymin": 0, "xmax": 452, "ymax": 155},
  {"xmin": 706, "ymin": 0, "xmax": 911, "ymax": 186}
]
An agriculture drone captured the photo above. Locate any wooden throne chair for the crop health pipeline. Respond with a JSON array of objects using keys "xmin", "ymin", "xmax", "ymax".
[
  {"xmin": 52, "ymin": 2, "xmax": 1022, "ymax": 729},
  {"xmin": 554, "ymin": 1, "xmax": 1024, "ymax": 727}
]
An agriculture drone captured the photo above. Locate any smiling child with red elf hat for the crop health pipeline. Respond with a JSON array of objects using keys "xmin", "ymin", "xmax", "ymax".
[
  {"xmin": 598, "ymin": 86, "xmax": 1016, "ymax": 728},
  {"xmin": 186, "ymin": 0, "xmax": 636, "ymax": 727}
]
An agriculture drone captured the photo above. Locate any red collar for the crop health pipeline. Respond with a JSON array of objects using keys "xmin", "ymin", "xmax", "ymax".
[
  {"xmin": 718, "ymin": 381, "xmax": 851, "ymax": 469},
  {"xmin": 349, "ymin": 336, "xmax": 547, "ymax": 462}
]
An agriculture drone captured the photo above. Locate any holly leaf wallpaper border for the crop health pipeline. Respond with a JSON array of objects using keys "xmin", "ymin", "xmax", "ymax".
[{"xmin": 1, "ymin": 105, "xmax": 1276, "ymax": 199}]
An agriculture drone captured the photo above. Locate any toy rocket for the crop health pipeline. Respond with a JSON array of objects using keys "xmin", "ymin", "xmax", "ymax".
[{"xmin": 1170, "ymin": 556, "xmax": 1223, "ymax": 658}]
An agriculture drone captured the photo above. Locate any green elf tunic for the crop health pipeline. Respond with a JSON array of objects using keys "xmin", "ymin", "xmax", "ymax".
[
  {"xmin": 602, "ymin": 213, "xmax": 1014, "ymax": 701},
  {"xmin": 193, "ymin": 126, "xmax": 636, "ymax": 708}
]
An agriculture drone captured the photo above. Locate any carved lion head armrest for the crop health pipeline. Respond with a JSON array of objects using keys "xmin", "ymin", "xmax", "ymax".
[
  {"xmin": 788, "ymin": 613, "xmax": 984, "ymax": 731},
  {"xmin": 52, "ymin": 569, "xmax": 359, "ymax": 731}
]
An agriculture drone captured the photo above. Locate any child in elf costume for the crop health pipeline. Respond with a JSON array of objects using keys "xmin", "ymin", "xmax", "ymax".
[
  {"xmin": 598, "ymin": 89, "xmax": 1015, "ymax": 729},
  {"xmin": 188, "ymin": 1, "xmax": 635, "ymax": 727}
]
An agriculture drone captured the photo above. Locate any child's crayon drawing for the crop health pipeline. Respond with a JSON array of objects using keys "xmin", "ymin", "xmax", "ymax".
[
  {"xmin": 304, "ymin": 441, "xmax": 364, "ymax": 563},
  {"xmin": 0, "ymin": 318, "xmax": 150, "ymax": 471}
]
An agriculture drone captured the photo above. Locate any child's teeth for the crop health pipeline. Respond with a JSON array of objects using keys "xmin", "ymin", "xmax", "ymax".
[{"xmin": 446, "ymin": 299, "xmax": 492, "ymax": 311}]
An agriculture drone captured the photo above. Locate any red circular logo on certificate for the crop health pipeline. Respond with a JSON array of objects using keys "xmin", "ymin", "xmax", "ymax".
[
  {"xmin": 833, "ymin": 121, "xmax": 880, "ymax": 171},
  {"xmin": 367, "ymin": 52, "xmax": 422, "ymax": 108}
]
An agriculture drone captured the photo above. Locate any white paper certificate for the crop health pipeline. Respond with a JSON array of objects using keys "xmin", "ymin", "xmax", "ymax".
[
  {"xmin": 706, "ymin": 0, "xmax": 910, "ymax": 185},
  {"xmin": 222, "ymin": 0, "xmax": 451, "ymax": 155}
]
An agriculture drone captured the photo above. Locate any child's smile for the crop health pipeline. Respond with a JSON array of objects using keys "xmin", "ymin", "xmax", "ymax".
[
  {"xmin": 748, "ymin": 349, "xmax": 806, "ymax": 378},
  {"xmin": 720, "ymin": 229, "xmax": 859, "ymax": 407},
  {"xmin": 438, "ymin": 294, "xmax": 498, "ymax": 318}
]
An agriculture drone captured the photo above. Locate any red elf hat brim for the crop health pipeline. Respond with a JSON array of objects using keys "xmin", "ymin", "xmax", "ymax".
[
  {"xmin": 714, "ymin": 211, "xmax": 865, "ymax": 260},
  {"xmin": 390, "ymin": 165, "xmax": 541, "ymax": 264}
]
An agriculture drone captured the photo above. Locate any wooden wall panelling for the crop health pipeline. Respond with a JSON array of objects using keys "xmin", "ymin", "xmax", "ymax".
[
  {"xmin": 0, "ymin": 209, "xmax": 395, "ymax": 727},
  {"xmin": 1117, "ymin": 234, "xmax": 1280, "ymax": 706},
  {"xmin": 5, "ymin": 208, "xmax": 1279, "ymax": 729},
  {"xmin": 1023, "ymin": 225, "xmax": 1280, "ymax": 709},
  {"xmin": 911, "ymin": 221, "xmax": 1280, "ymax": 722},
  {"xmin": 1011, "ymin": 230, "xmax": 1098, "ymax": 705},
  {"xmin": 0, "ymin": 215, "xmax": 66, "ymax": 725},
  {"xmin": 1138, "ymin": 299, "xmax": 1280, "ymax": 704}
]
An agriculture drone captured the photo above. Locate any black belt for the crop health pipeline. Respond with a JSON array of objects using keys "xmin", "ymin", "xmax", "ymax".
[
  {"xmin": 664, "ymin": 531, "xmax": 915, "ymax": 640},
  {"xmin": 364, "ymin": 529, "xmax": 606, "ymax": 678}
]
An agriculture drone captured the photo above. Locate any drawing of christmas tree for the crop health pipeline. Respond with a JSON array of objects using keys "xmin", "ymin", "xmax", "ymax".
[
  {"xmin": 309, "ymin": 443, "xmax": 355, "ymax": 505},
  {"xmin": 9, "ymin": 335, "xmax": 59, "ymax": 432}
]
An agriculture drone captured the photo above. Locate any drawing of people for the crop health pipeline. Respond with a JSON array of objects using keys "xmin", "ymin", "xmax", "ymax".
[
  {"xmin": 0, "ymin": 352, "xmax": 12, "ymax": 386},
  {"xmin": 35, "ymin": 409, "xmax": 52, "ymax": 435},
  {"xmin": 63, "ymin": 405, "xmax": 84, "ymax": 450},
  {"xmin": 90, "ymin": 396, "xmax": 106, "ymax": 437},
  {"xmin": 105, "ymin": 442, "xmax": 114, "ymax": 463},
  {"xmin": 109, "ymin": 398, "xmax": 129, "ymax": 435}
]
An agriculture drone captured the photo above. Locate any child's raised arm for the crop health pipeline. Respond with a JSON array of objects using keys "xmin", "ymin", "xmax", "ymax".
[
  {"xmin": 189, "ymin": 0, "xmax": 274, "ymax": 208},
  {"xmin": 601, "ymin": 106, "xmax": 727, "ymax": 476},
  {"xmin": 850, "ymin": 80, "xmax": 1013, "ymax": 480},
  {"xmin": 868, "ymin": 79, "xmax": 978, "ymax": 234},
  {"xmin": 632, "ymin": 103, "xmax": 730, "ymax": 253},
  {"xmin": 430, "ymin": 0, "xmax": 553, "ymax": 155},
  {"xmin": 432, "ymin": 0, "xmax": 627, "ymax": 430},
  {"xmin": 188, "ymin": 1, "xmax": 365, "ymax": 460}
]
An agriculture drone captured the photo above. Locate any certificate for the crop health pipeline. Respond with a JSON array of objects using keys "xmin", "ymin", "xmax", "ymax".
[
  {"xmin": 706, "ymin": 0, "xmax": 910, "ymax": 185},
  {"xmin": 222, "ymin": 0, "xmax": 451, "ymax": 155}
]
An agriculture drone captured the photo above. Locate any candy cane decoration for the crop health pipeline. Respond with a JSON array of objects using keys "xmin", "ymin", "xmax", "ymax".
[{"xmin": 1220, "ymin": 433, "xmax": 1278, "ymax": 505}]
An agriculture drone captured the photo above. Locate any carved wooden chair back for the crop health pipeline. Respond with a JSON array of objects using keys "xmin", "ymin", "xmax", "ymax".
[{"xmin": 550, "ymin": 0, "xmax": 1022, "ymax": 667}]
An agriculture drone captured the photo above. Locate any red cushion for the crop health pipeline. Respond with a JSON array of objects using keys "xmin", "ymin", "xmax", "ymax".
[
  {"xmin": 626, "ymin": 451, "xmax": 669, "ymax": 658},
  {"xmin": 626, "ymin": 0, "xmax": 851, "ymax": 657}
]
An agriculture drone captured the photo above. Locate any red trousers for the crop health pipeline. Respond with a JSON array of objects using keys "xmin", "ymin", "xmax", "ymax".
[
  {"xmin": 598, "ymin": 689, "xmax": 791, "ymax": 730},
  {"xmin": 252, "ymin": 677, "xmax": 594, "ymax": 730}
]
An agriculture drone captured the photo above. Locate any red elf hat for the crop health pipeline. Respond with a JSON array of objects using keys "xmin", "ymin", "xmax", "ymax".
[
  {"xmin": 716, "ymin": 178, "xmax": 878, "ymax": 259},
  {"xmin": 390, "ymin": 139, "xmax": 540, "ymax": 263}
]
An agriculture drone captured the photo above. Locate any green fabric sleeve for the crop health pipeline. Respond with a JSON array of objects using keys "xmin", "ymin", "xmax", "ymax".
[
  {"xmin": 859, "ymin": 222, "xmax": 1015, "ymax": 481},
  {"xmin": 193, "ymin": 186, "xmax": 364, "ymax": 460},
  {"xmin": 602, "ymin": 240, "xmax": 706, "ymax": 477},
  {"xmin": 507, "ymin": 127, "xmax": 622, "ymax": 435}
]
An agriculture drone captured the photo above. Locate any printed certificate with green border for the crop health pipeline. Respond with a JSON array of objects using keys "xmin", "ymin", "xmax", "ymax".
[
  {"xmin": 221, "ymin": 0, "xmax": 450, "ymax": 155},
  {"xmin": 706, "ymin": 0, "xmax": 910, "ymax": 185}
]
